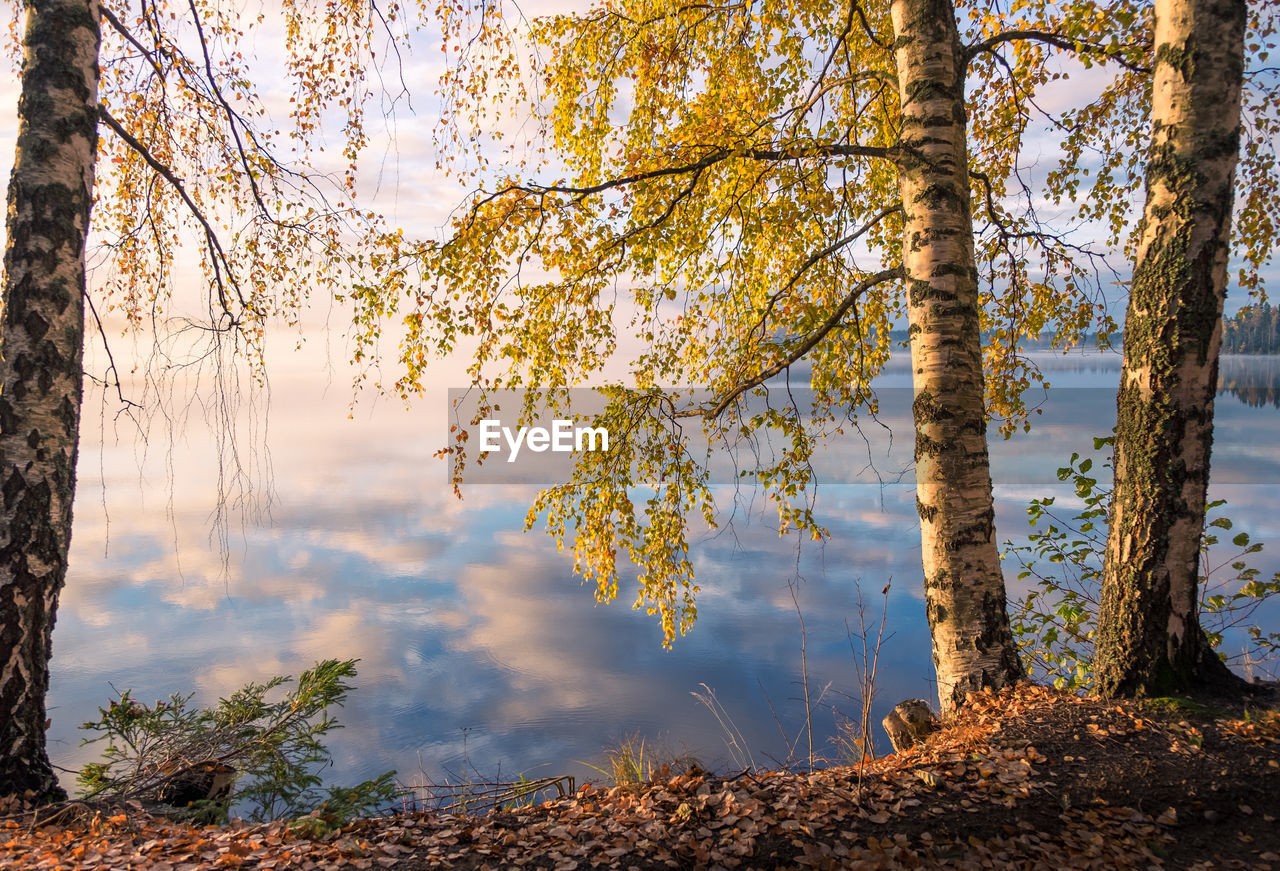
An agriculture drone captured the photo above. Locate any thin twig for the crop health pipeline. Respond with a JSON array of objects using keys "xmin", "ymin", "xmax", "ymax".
[{"xmin": 964, "ymin": 29, "xmax": 1151, "ymax": 74}]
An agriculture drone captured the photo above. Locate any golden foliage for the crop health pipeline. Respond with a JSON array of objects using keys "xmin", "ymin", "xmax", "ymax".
[{"xmin": 372, "ymin": 0, "xmax": 1190, "ymax": 644}]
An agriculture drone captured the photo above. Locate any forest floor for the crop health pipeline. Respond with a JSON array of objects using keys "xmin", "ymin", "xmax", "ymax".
[{"xmin": 2, "ymin": 682, "xmax": 1279, "ymax": 870}]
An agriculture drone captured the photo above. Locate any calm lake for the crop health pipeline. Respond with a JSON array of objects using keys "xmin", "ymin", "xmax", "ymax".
[{"xmin": 49, "ymin": 352, "xmax": 1280, "ymax": 800}]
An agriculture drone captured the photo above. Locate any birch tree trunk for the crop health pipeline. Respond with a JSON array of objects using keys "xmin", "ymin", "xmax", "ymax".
[
  {"xmin": 890, "ymin": 0, "xmax": 1022, "ymax": 713},
  {"xmin": 1094, "ymin": 0, "xmax": 1246, "ymax": 697},
  {"xmin": 0, "ymin": 0, "xmax": 99, "ymax": 800}
]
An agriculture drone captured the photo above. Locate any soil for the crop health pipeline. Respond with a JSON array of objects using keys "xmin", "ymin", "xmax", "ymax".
[{"xmin": 3, "ymin": 682, "xmax": 1278, "ymax": 869}]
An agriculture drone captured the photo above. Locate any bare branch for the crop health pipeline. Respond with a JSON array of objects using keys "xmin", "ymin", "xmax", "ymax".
[
  {"xmin": 83, "ymin": 289, "xmax": 144, "ymax": 417},
  {"xmin": 368, "ymin": 0, "xmax": 413, "ymax": 112},
  {"xmin": 969, "ymin": 167, "xmax": 1104, "ymax": 260}
]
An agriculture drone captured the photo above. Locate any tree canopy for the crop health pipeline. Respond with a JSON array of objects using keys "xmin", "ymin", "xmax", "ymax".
[{"xmin": 370, "ymin": 0, "xmax": 1163, "ymax": 647}]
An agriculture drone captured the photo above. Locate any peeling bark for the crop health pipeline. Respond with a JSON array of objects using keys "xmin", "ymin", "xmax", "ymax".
[
  {"xmin": 1094, "ymin": 0, "xmax": 1247, "ymax": 698},
  {"xmin": 890, "ymin": 0, "xmax": 1022, "ymax": 713},
  {"xmin": 0, "ymin": 0, "xmax": 99, "ymax": 800}
]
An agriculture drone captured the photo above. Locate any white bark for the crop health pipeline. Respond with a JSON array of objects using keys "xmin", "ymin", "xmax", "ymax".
[
  {"xmin": 0, "ymin": 0, "xmax": 100, "ymax": 799},
  {"xmin": 891, "ymin": 0, "xmax": 1022, "ymax": 713}
]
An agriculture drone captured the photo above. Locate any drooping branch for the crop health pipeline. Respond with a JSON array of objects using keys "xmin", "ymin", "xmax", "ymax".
[
  {"xmin": 752, "ymin": 204, "xmax": 902, "ymax": 339},
  {"xmin": 109, "ymin": 0, "xmax": 360, "ymax": 239},
  {"xmin": 604, "ymin": 168, "xmax": 706, "ymax": 257},
  {"xmin": 98, "ymin": 105, "xmax": 248, "ymax": 322},
  {"xmin": 779, "ymin": 70, "xmax": 898, "ymax": 142},
  {"xmin": 100, "ymin": 3, "xmax": 166, "ymax": 80},
  {"xmin": 368, "ymin": 0, "xmax": 414, "ymax": 110},
  {"xmin": 693, "ymin": 266, "xmax": 903, "ymax": 420},
  {"xmin": 807, "ymin": 0, "xmax": 889, "ymax": 118},
  {"xmin": 184, "ymin": 0, "xmax": 273, "ymax": 219},
  {"xmin": 83, "ymin": 289, "xmax": 144, "ymax": 417},
  {"xmin": 969, "ymin": 167, "xmax": 1108, "ymax": 260}
]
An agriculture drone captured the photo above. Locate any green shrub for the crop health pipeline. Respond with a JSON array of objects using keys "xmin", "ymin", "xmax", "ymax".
[
  {"xmin": 78, "ymin": 658, "xmax": 399, "ymax": 829},
  {"xmin": 1004, "ymin": 437, "xmax": 1280, "ymax": 690}
]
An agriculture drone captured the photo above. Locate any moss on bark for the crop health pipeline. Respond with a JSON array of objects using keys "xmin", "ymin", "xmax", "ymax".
[{"xmin": 1095, "ymin": 0, "xmax": 1247, "ymax": 699}]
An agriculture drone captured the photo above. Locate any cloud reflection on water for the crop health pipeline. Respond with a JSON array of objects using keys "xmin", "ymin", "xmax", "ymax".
[{"xmin": 48, "ymin": 353, "xmax": 1280, "ymax": 796}]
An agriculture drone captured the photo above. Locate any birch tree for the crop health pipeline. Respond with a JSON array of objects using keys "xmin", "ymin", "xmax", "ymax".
[
  {"xmin": 0, "ymin": 0, "xmax": 412, "ymax": 801},
  {"xmin": 394, "ymin": 1, "xmax": 1149, "ymax": 712},
  {"xmin": 0, "ymin": 0, "xmax": 101, "ymax": 802},
  {"xmin": 1093, "ymin": 0, "xmax": 1250, "ymax": 696},
  {"xmin": 891, "ymin": 0, "xmax": 1022, "ymax": 708}
]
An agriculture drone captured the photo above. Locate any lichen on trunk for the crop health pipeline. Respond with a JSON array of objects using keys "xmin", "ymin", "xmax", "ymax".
[{"xmin": 1094, "ymin": 0, "xmax": 1247, "ymax": 697}]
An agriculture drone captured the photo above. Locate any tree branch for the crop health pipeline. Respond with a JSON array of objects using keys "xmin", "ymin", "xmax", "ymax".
[
  {"xmin": 692, "ymin": 266, "xmax": 903, "ymax": 420},
  {"xmin": 185, "ymin": 0, "xmax": 273, "ymax": 219},
  {"xmin": 83, "ymin": 289, "xmax": 144, "ymax": 417},
  {"xmin": 98, "ymin": 105, "xmax": 247, "ymax": 322},
  {"xmin": 100, "ymin": 3, "xmax": 167, "ymax": 80},
  {"xmin": 849, "ymin": 0, "xmax": 887, "ymax": 49},
  {"xmin": 606, "ymin": 167, "xmax": 705, "ymax": 257},
  {"xmin": 477, "ymin": 142, "xmax": 898, "ymax": 204},
  {"xmin": 965, "ymin": 30, "xmax": 1151, "ymax": 74},
  {"xmin": 753, "ymin": 204, "xmax": 902, "ymax": 339}
]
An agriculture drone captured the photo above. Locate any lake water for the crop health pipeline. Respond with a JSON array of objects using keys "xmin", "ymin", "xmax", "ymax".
[{"xmin": 48, "ymin": 352, "xmax": 1280, "ymax": 803}]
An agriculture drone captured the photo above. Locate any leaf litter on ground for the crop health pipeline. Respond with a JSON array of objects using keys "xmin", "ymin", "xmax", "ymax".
[{"xmin": 3, "ymin": 682, "xmax": 1279, "ymax": 869}]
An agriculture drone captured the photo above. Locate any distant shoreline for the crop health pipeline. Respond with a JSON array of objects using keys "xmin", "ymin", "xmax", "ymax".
[{"xmin": 883, "ymin": 326, "xmax": 1280, "ymax": 356}]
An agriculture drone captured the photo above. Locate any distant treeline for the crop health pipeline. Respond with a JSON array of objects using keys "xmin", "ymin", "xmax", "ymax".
[
  {"xmin": 878, "ymin": 310, "xmax": 1280, "ymax": 355},
  {"xmin": 1221, "ymin": 303, "xmax": 1280, "ymax": 354},
  {"xmin": 883, "ymin": 330, "xmax": 1116, "ymax": 351}
]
